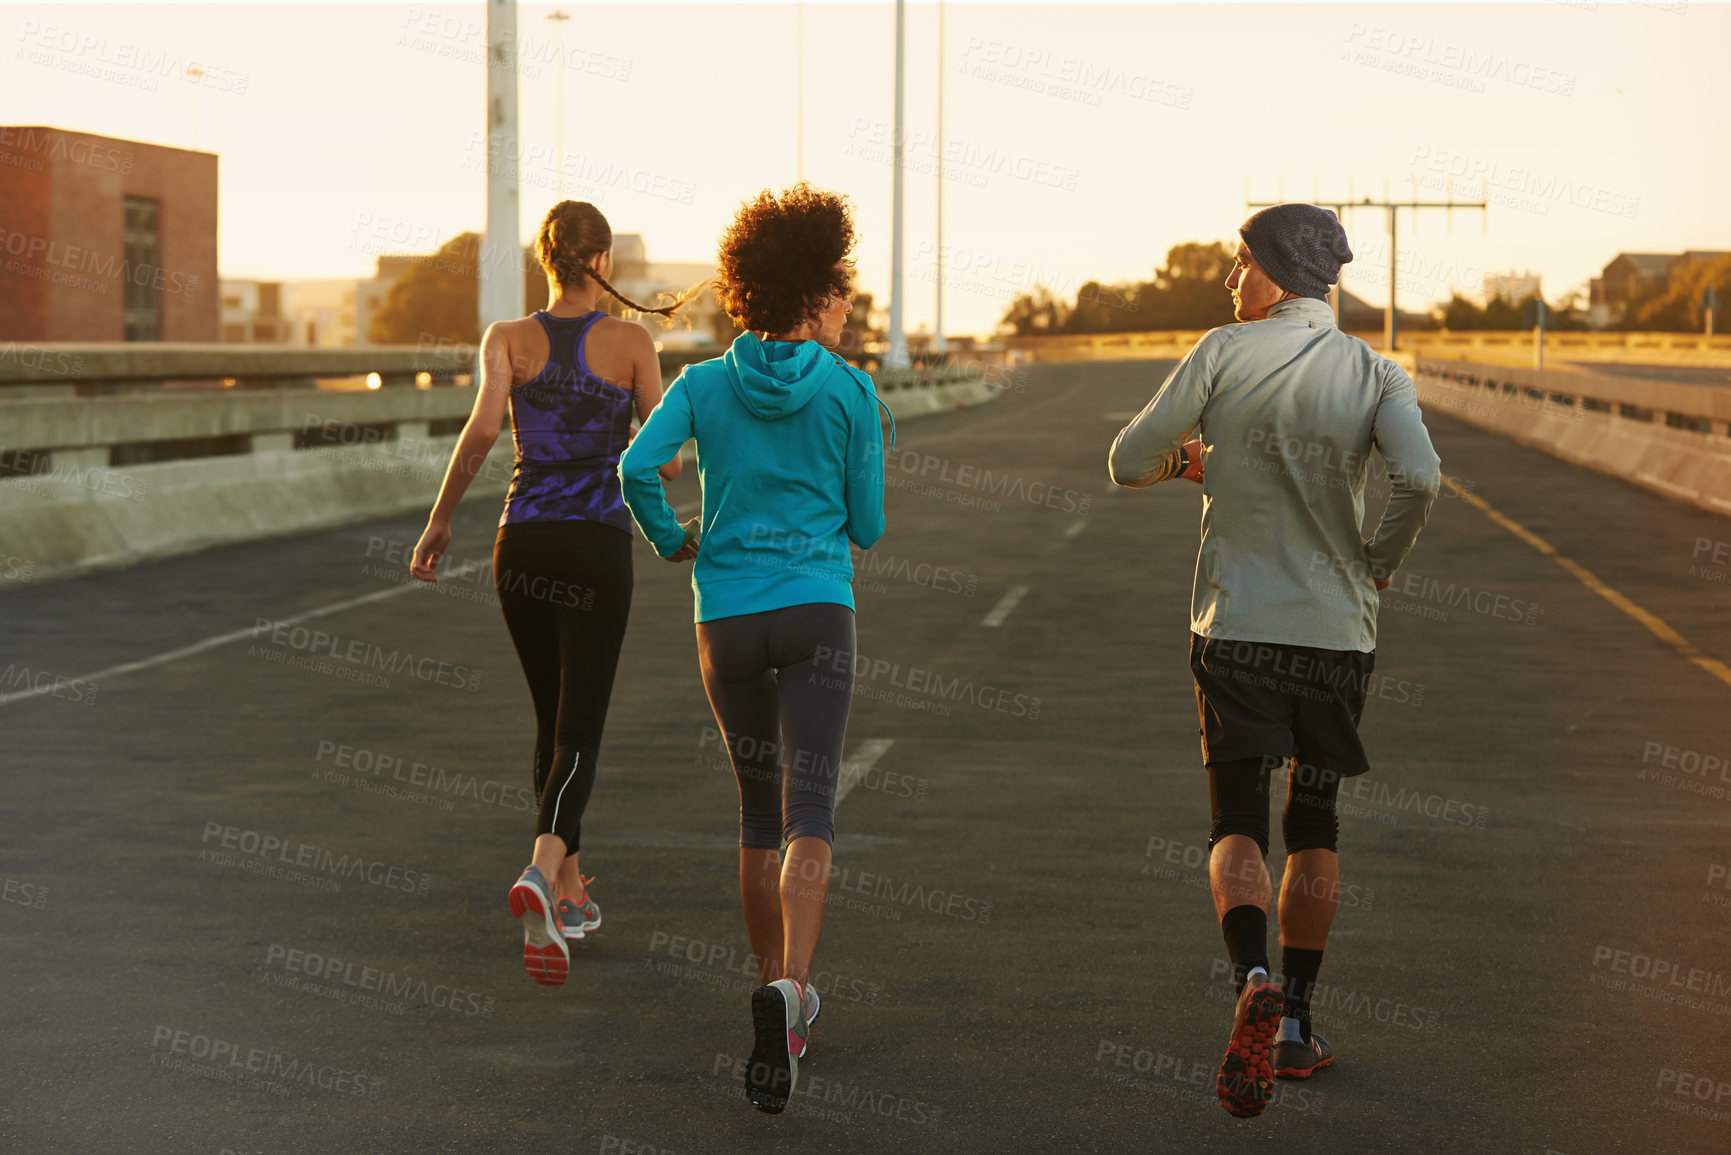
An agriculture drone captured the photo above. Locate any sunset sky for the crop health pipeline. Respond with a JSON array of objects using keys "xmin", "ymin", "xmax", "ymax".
[{"xmin": 4, "ymin": 1, "xmax": 1726, "ymax": 336}]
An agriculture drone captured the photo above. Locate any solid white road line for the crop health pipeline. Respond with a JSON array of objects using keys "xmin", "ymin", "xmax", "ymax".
[
  {"xmin": 0, "ymin": 497, "xmax": 711, "ymax": 710},
  {"xmin": 980, "ymin": 585, "xmax": 1029, "ymax": 628},
  {"xmin": 0, "ymin": 560, "xmax": 486, "ymax": 707},
  {"xmin": 835, "ymin": 738, "xmax": 897, "ymax": 806}
]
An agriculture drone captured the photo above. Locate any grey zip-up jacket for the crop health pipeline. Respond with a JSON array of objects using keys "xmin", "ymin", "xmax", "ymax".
[{"xmin": 1108, "ymin": 296, "xmax": 1441, "ymax": 652}]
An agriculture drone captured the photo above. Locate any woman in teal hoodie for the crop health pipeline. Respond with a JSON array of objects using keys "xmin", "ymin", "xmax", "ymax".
[{"xmin": 619, "ymin": 184, "xmax": 891, "ymax": 1116}]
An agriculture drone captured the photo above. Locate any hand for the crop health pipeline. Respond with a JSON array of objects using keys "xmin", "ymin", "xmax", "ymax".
[
  {"xmin": 1361, "ymin": 536, "xmax": 1392, "ymax": 591},
  {"xmin": 1179, "ymin": 438, "xmax": 1205, "ymax": 484},
  {"xmin": 665, "ymin": 517, "xmax": 700, "ymax": 563},
  {"xmin": 410, "ymin": 520, "xmax": 451, "ymax": 582}
]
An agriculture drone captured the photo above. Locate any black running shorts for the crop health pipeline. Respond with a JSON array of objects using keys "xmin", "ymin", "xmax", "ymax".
[{"xmin": 1188, "ymin": 633, "xmax": 1375, "ymax": 778}]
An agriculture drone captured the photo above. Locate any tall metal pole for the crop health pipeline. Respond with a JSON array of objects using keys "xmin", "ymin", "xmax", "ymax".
[
  {"xmin": 930, "ymin": 0, "xmax": 946, "ymax": 357},
  {"xmin": 1533, "ymin": 296, "xmax": 1546, "ymax": 369},
  {"xmin": 481, "ymin": 0, "xmax": 524, "ymax": 337},
  {"xmin": 548, "ymin": 10, "xmax": 569, "ymax": 199},
  {"xmin": 1385, "ymin": 203, "xmax": 1398, "ymax": 352},
  {"xmin": 884, "ymin": 0, "xmax": 910, "ymax": 370},
  {"xmin": 795, "ymin": 1, "xmax": 804, "ymax": 181}
]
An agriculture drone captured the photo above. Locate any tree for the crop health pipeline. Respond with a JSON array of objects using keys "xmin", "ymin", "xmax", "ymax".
[
  {"xmin": 1438, "ymin": 291, "xmax": 1586, "ymax": 332},
  {"xmin": 998, "ymin": 241, "xmax": 1238, "ymax": 336},
  {"xmin": 368, "ymin": 233, "xmax": 547, "ymax": 345},
  {"xmin": 998, "ymin": 285, "xmax": 1071, "ymax": 336},
  {"xmin": 1068, "ymin": 281, "xmax": 1143, "ymax": 333},
  {"xmin": 1439, "ymin": 292, "xmax": 1528, "ymax": 330},
  {"xmin": 1145, "ymin": 241, "xmax": 1238, "ymax": 330}
]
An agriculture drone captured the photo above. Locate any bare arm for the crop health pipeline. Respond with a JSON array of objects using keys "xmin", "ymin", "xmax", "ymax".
[
  {"xmin": 624, "ymin": 325, "xmax": 682, "ymax": 482},
  {"xmin": 409, "ymin": 324, "xmax": 513, "ymax": 581}
]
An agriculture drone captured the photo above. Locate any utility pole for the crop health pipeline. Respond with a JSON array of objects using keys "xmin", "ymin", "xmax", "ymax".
[
  {"xmin": 480, "ymin": 0, "xmax": 524, "ymax": 341},
  {"xmin": 884, "ymin": 0, "xmax": 910, "ymax": 370},
  {"xmin": 1247, "ymin": 178, "xmax": 1486, "ymax": 352},
  {"xmin": 930, "ymin": 0, "xmax": 946, "ymax": 357}
]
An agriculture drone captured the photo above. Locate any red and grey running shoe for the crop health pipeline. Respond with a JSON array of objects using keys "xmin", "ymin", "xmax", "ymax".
[
  {"xmin": 557, "ymin": 875, "xmax": 602, "ymax": 942},
  {"xmin": 745, "ymin": 979, "xmax": 810, "ymax": 1115},
  {"xmin": 1216, "ymin": 976, "xmax": 1284, "ymax": 1117},
  {"xmin": 1272, "ymin": 1032, "xmax": 1334, "ymax": 1079},
  {"xmin": 507, "ymin": 865, "xmax": 569, "ymax": 986}
]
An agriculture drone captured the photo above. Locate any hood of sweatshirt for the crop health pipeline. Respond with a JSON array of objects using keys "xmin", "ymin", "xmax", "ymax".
[{"xmin": 723, "ymin": 331, "xmax": 836, "ymax": 420}]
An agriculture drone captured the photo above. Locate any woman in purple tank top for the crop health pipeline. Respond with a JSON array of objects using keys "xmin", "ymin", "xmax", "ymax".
[{"xmin": 409, "ymin": 201, "xmax": 699, "ymax": 987}]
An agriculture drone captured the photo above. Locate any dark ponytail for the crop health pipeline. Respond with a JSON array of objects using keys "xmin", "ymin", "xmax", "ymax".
[{"xmin": 535, "ymin": 200, "xmax": 705, "ymax": 320}]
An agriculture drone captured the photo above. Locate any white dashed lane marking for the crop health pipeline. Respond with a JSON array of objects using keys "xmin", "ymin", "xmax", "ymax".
[
  {"xmin": 835, "ymin": 738, "xmax": 897, "ymax": 806},
  {"xmin": 980, "ymin": 585, "xmax": 1029, "ymax": 628}
]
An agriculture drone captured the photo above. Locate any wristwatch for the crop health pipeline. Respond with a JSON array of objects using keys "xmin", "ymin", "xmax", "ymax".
[{"xmin": 1176, "ymin": 444, "xmax": 1190, "ymax": 477}]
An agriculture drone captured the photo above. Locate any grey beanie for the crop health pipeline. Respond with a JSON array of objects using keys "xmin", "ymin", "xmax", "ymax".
[{"xmin": 1238, "ymin": 204, "xmax": 1353, "ymax": 300}]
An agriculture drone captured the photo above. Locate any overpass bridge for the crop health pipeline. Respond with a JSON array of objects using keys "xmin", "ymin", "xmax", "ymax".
[{"xmin": 2, "ymin": 348, "xmax": 1728, "ymax": 1153}]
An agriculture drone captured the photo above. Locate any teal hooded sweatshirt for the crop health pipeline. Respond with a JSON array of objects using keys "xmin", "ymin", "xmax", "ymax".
[{"xmin": 619, "ymin": 332, "xmax": 894, "ymax": 623}]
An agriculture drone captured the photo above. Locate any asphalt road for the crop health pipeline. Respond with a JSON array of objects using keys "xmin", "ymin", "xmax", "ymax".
[{"xmin": 3, "ymin": 358, "xmax": 1730, "ymax": 1154}]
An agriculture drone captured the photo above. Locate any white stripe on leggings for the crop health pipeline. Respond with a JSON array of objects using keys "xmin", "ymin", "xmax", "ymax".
[{"xmin": 549, "ymin": 751, "xmax": 580, "ymax": 836}]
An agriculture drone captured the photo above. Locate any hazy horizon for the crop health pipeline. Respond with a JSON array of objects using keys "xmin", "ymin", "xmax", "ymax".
[{"xmin": 5, "ymin": 1, "xmax": 1725, "ymax": 335}]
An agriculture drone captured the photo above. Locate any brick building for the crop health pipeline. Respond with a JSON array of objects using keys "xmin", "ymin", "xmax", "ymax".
[{"xmin": 0, "ymin": 126, "xmax": 218, "ymax": 341}]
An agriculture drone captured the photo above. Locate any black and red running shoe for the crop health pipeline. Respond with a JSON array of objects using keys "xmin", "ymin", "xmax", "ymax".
[
  {"xmin": 1216, "ymin": 977, "xmax": 1284, "ymax": 1118},
  {"xmin": 1272, "ymin": 1033, "xmax": 1334, "ymax": 1079}
]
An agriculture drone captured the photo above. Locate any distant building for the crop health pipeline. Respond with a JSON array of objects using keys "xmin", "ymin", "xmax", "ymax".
[
  {"xmin": 0, "ymin": 126, "xmax": 218, "ymax": 341},
  {"xmin": 354, "ymin": 255, "xmax": 422, "ymax": 345},
  {"xmin": 281, "ymin": 279, "xmax": 358, "ymax": 347},
  {"xmin": 220, "ymin": 280, "xmax": 290, "ymax": 343},
  {"xmin": 1483, "ymin": 271, "xmax": 1541, "ymax": 305},
  {"xmin": 1592, "ymin": 253, "xmax": 1674, "ymax": 313},
  {"xmin": 577, "ymin": 233, "xmax": 722, "ymax": 348},
  {"xmin": 1590, "ymin": 251, "xmax": 1731, "ymax": 325}
]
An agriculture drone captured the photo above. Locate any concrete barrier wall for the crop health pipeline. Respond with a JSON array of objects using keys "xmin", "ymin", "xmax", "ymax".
[
  {"xmin": 1413, "ymin": 360, "xmax": 1731, "ymax": 518},
  {"xmin": 0, "ymin": 373, "xmax": 999, "ymax": 586},
  {"xmin": 1405, "ymin": 329, "xmax": 1731, "ymax": 369},
  {"xmin": 1005, "ymin": 329, "xmax": 1731, "ymax": 369}
]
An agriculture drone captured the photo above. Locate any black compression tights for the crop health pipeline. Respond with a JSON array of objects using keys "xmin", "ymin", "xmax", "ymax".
[
  {"xmin": 1208, "ymin": 755, "xmax": 1343, "ymax": 858},
  {"xmin": 493, "ymin": 519, "xmax": 633, "ymax": 854},
  {"xmin": 696, "ymin": 603, "xmax": 857, "ymax": 849}
]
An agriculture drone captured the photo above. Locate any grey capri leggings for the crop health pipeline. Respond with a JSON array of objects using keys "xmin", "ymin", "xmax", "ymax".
[{"xmin": 696, "ymin": 602, "xmax": 857, "ymax": 850}]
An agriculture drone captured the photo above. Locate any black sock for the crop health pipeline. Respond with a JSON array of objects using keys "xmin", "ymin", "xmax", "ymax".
[
  {"xmin": 1281, "ymin": 946, "xmax": 1324, "ymax": 1043},
  {"xmin": 1220, "ymin": 905, "xmax": 1269, "ymax": 990}
]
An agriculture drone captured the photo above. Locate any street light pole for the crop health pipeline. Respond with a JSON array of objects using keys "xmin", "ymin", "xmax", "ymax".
[
  {"xmin": 795, "ymin": 1, "xmax": 804, "ymax": 181},
  {"xmin": 884, "ymin": 0, "xmax": 910, "ymax": 370},
  {"xmin": 931, "ymin": 0, "xmax": 946, "ymax": 357},
  {"xmin": 548, "ymin": 10, "xmax": 569, "ymax": 199},
  {"xmin": 480, "ymin": 0, "xmax": 524, "ymax": 339}
]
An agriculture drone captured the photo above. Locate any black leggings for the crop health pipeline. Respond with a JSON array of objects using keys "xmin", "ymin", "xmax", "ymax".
[
  {"xmin": 696, "ymin": 603, "xmax": 857, "ymax": 850},
  {"xmin": 1208, "ymin": 755, "xmax": 1342, "ymax": 858},
  {"xmin": 493, "ymin": 519, "xmax": 633, "ymax": 854}
]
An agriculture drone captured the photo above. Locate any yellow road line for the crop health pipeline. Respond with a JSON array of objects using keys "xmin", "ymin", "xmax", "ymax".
[{"xmin": 1442, "ymin": 476, "xmax": 1731, "ymax": 689}]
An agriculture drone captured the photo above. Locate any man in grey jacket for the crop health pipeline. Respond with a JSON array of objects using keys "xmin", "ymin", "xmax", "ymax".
[{"xmin": 1108, "ymin": 203, "xmax": 1441, "ymax": 1118}]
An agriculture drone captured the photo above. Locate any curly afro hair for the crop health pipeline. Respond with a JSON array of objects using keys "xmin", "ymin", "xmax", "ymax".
[{"xmin": 714, "ymin": 183, "xmax": 856, "ymax": 335}]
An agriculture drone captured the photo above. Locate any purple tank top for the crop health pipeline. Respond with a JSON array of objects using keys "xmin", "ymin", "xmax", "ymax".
[{"xmin": 499, "ymin": 310, "xmax": 636, "ymax": 532}]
